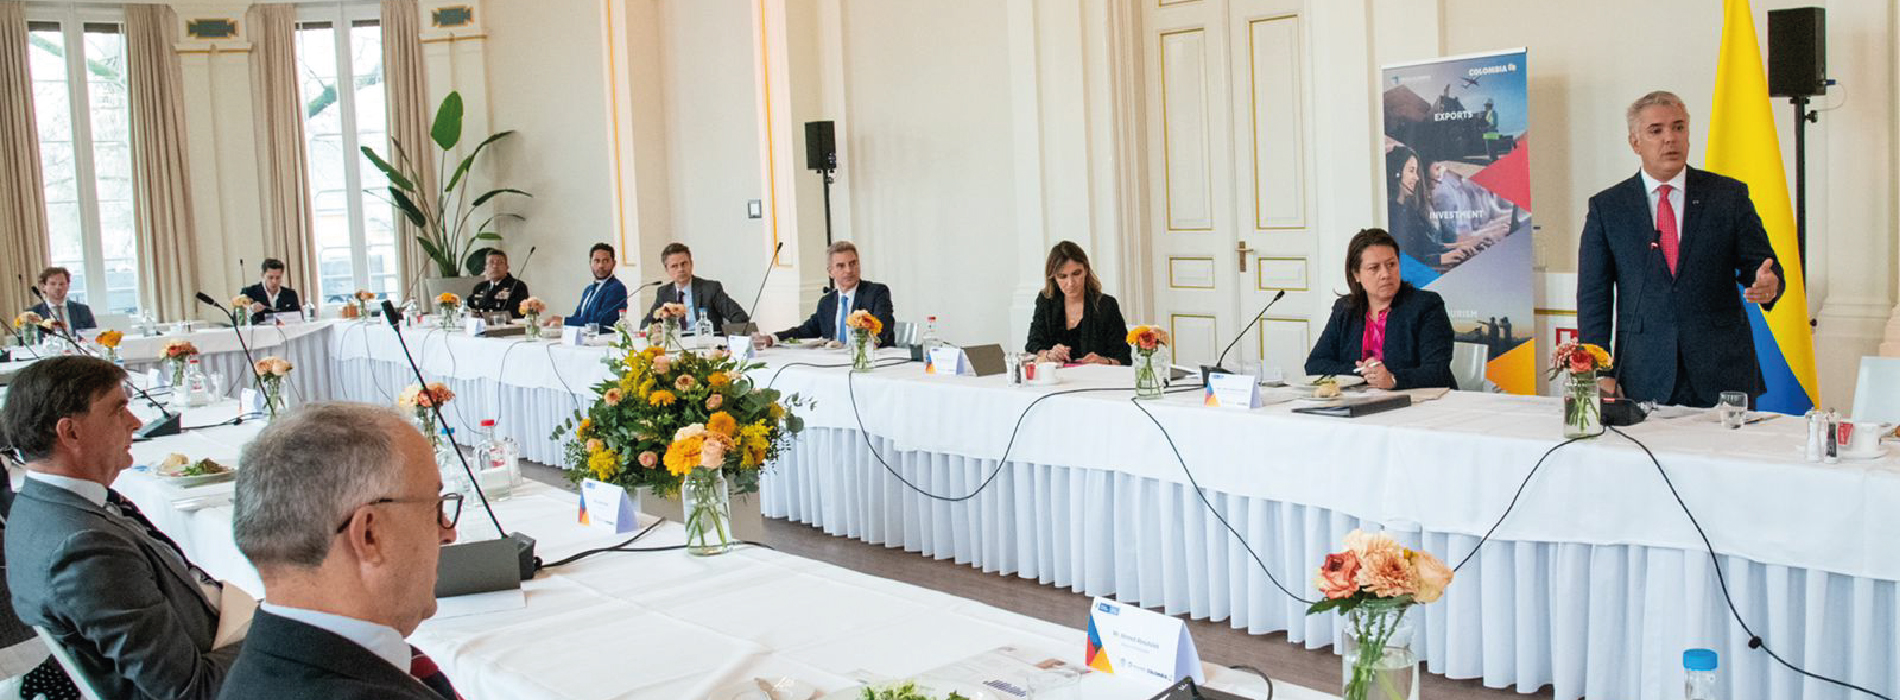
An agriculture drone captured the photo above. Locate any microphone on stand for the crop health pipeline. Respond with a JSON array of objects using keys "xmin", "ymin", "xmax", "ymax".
[
  {"xmin": 623, "ymin": 279, "xmax": 665, "ymax": 325},
  {"xmin": 741, "ymin": 242, "xmax": 785, "ymax": 330},
  {"xmin": 381, "ymin": 299, "xmax": 536, "ymax": 583},
  {"xmin": 195, "ymin": 292, "xmax": 267, "ymax": 407},
  {"xmin": 1202, "ymin": 289, "xmax": 1286, "ymax": 387}
]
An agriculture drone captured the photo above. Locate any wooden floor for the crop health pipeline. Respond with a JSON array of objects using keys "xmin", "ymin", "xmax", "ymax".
[{"xmin": 521, "ymin": 463, "xmax": 1548, "ymax": 700}]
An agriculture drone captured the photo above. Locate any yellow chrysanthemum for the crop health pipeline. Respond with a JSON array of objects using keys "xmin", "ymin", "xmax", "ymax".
[
  {"xmin": 587, "ymin": 449, "xmax": 620, "ymax": 480},
  {"xmin": 707, "ymin": 411, "xmax": 738, "ymax": 437},
  {"xmin": 707, "ymin": 372, "xmax": 731, "ymax": 388},
  {"xmin": 768, "ymin": 403, "xmax": 785, "ymax": 420},
  {"xmin": 648, "ymin": 390, "xmax": 677, "ymax": 407},
  {"xmin": 576, "ymin": 418, "xmax": 592, "ymax": 438},
  {"xmin": 641, "ymin": 345, "xmax": 665, "ymax": 359},
  {"xmin": 662, "ymin": 435, "xmax": 704, "ymax": 477},
  {"xmin": 739, "ymin": 423, "xmax": 772, "ymax": 468},
  {"xmin": 637, "ymin": 378, "xmax": 655, "ymax": 400},
  {"xmin": 1583, "ymin": 343, "xmax": 1613, "ymax": 370}
]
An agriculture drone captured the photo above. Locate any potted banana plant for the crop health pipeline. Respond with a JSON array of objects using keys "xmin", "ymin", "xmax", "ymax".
[{"xmin": 362, "ymin": 90, "xmax": 530, "ymax": 311}]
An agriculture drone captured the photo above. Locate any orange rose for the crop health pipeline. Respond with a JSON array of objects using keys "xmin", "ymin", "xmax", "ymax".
[
  {"xmin": 1313, "ymin": 551, "xmax": 1362, "ymax": 600},
  {"xmin": 1410, "ymin": 550, "xmax": 1454, "ymax": 604},
  {"xmin": 638, "ymin": 451, "xmax": 659, "ymax": 469}
]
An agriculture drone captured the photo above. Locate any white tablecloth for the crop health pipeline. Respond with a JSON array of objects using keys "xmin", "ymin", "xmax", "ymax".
[{"xmin": 112, "ymin": 410, "xmax": 1315, "ymax": 700}]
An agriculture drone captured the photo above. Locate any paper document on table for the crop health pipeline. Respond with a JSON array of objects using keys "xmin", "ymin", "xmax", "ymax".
[
  {"xmin": 920, "ymin": 646, "xmax": 1090, "ymax": 699},
  {"xmin": 1397, "ymin": 387, "xmax": 1450, "ymax": 402},
  {"xmin": 432, "ymin": 588, "xmax": 527, "ymax": 619},
  {"xmin": 213, "ymin": 584, "xmax": 257, "ymax": 648}
]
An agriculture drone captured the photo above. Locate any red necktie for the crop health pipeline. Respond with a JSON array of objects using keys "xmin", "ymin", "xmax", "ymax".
[
  {"xmin": 410, "ymin": 646, "xmax": 464, "ymax": 700},
  {"xmin": 1656, "ymin": 183, "xmax": 1680, "ymax": 275}
]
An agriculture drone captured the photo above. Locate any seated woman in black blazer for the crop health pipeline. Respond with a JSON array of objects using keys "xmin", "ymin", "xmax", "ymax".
[
  {"xmin": 1025, "ymin": 241, "xmax": 1131, "ymax": 365},
  {"xmin": 1305, "ymin": 228, "xmax": 1456, "ymax": 389}
]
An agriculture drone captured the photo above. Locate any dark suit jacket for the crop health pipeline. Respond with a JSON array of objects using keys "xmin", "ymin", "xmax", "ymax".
[
  {"xmin": 1577, "ymin": 167, "xmax": 1783, "ymax": 405},
  {"xmin": 778, "ymin": 281, "xmax": 896, "ymax": 347},
  {"xmin": 1304, "ymin": 285, "xmax": 1457, "ymax": 390},
  {"xmin": 1025, "ymin": 292, "xmax": 1132, "ymax": 365},
  {"xmin": 564, "ymin": 277, "xmax": 630, "ymax": 327},
  {"xmin": 217, "ymin": 611, "xmax": 444, "ymax": 700},
  {"xmin": 641, "ymin": 277, "xmax": 751, "ymax": 330},
  {"xmin": 239, "ymin": 284, "xmax": 301, "ymax": 324},
  {"xmin": 26, "ymin": 301, "xmax": 96, "ymax": 331},
  {"xmin": 468, "ymin": 275, "xmax": 530, "ymax": 318},
  {"xmin": 5, "ymin": 479, "xmax": 237, "ymax": 700},
  {"xmin": 0, "ymin": 474, "xmax": 36, "ymax": 649}
]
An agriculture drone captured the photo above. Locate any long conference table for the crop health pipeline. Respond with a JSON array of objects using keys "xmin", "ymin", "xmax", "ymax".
[
  {"xmin": 52, "ymin": 319, "xmax": 1896, "ymax": 700},
  {"xmin": 114, "ymin": 402, "xmax": 1298, "ymax": 700}
]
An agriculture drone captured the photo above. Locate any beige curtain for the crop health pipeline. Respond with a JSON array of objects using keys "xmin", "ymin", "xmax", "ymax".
[
  {"xmin": 247, "ymin": 4, "xmax": 315, "ymax": 299},
  {"xmin": 125, "ymin": 4, "xmax": 201, "ymax": 321},
  {"xmin": 0, "ymin": 1, "xmax": 49, "ymax": 318},
  {"xmin": 382, "ymin": 0, "xmax": 435, "ymax": 298}
]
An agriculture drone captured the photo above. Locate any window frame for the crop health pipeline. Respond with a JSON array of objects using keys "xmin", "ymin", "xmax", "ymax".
[{"xmin": 295, "ymin": 1, "xmax": 391, "ymax": 304}]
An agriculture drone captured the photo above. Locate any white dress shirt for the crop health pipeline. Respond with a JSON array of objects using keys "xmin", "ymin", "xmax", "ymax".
[
  {"xmin": 24, "ymin": 471, "xmax": 107, "ymax": 506},
  {"xmin": 43, "ymin": 301, "xmax": 71, "ymax": 327},
  {"xmin": 1639, "ymin": 168, "xmax": 1687, "ymax": 241},
  {"xmin": 259, "ymin": 603, "xmax": 411, "ymax": 673}
]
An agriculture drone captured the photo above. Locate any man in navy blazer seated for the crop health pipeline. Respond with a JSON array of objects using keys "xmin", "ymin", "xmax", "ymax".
[
  {"xmin": 240, "ymin": 258, "xmax": 302, "ymax": 323},
  {"xmin": 765, "ymin": 240, "xmax": 895, "ymax": 347},
  {"xmin": 218, "ymin": 403, "xmax": 461, "ymax": 699},
  {"xmin": 1577, "ymin": 91, "xmax": 1783, "ymax": 408},
  {"xmin": 3, "ymin": 356, "xmax": 242, "ymax": 700},
  {"xmin": 1305, "ymin": 228, "xmax": 1456, "ymax": 390},
  {"xmin": 26, "ymin": 266, "xmax": 97, "ymax": 331},
  {"xmin": 545, "ymin": 242, "xmax": 630, "ymax": 329}
]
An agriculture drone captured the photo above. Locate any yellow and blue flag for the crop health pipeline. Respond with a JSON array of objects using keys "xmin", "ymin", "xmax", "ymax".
[{"xmin": 1704, "ymin": 0, "xmax": 1818, "ymax": 413}]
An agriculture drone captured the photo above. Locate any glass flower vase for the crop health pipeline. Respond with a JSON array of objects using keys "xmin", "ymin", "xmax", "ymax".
[
  {"xmin": 683, "ymin": 467, "xmax": 734, "ymax": 556},
  {"xmin": 1563, "ymin": 370, "xmax": 1604, "ymax": 438},
  {"xmin": 1341, "ymin": 599, "xmax": 1419, "ymax": 700},
  {"xmin": 851, "ymin": 329, "xmax": 874, "ymax": 372},
  {"xmin": 661, "ymin": 318, "xmax": 685, "ymax": 351},
  {"xmin": 169, "ymin": 360, "xmax": 186, "ymax": 388},
  {"xmin": 1133, "ymin": 348, "xmax": 1163, "ymax": 400},
  {"xmin": 525, "ymin": 312, "xmax": 542, "ymax": 339}
]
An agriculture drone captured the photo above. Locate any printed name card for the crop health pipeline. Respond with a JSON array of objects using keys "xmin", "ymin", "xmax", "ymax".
[
  {"xmin": 1203, "ymin": 373, "xmax": 1262, "ymax": 409},
  {"xmin": 561, "ymin": 325, "xmax": 585, "ymax": 346},
  {"xmin": 240, "ymin": 388, "xmax": 265, "ymax": 416},
  {"xmin": 1084, "ymin": 597, "xmax": 1203, "ymax": 690},
  {"xmin": 463, "ymin": 316, "xmax": 487, "ymax": 337},
  {"xmin": 149, "ymin": 367, "xmax": 168, "ymax": 389},
  {"xmin": 727, "ymin": 335, "xmax": 756, "ymax": 363},
  {"xmin": 577, "ymin": 479, "xmax": 640, "ymax": 534},
  {"xmin": 926, "ymin": 347, "xmax": 971, "ymax": 376}
]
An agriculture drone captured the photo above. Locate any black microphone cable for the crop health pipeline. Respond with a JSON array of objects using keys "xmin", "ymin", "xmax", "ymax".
[
  {"xmin": 194, "ymin": 292, "xmax": 267, "ymax": 398},
  {"xmin": 380, "ymin": 300, "xmax": 508, "ymax": 539}
]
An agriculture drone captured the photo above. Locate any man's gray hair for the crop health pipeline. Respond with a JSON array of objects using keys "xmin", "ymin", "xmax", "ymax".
[
  {"xmin": 1626, "ymin": 90, "xmax": 1688, "ymax": 136},
  {"xmin": 826, "ymin": 240, "xmax": 858, "ymax": 258},
  {"xmin": 234, "ymin": 403, "xmax": 413, "ymax": 571}
]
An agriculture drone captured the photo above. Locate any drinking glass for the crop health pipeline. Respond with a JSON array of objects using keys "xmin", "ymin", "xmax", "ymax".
[{"xmin": 1718, "ymin": 391, "xmax": 1748, "ymax": 429}]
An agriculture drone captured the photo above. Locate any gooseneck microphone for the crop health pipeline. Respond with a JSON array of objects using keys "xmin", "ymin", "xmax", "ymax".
[
  {"xmin": 1203, "ymin": 289, "xmax": 1287, "ymax": 385},
  {"xmin": 195, "ymin": 292, "xmax": 266, "ymax": 397},
  {"xmin": 625, "ymin": 279, "xmax": 665, "ymax": 325},
  {"xmin": 380, "ymin": 299, "xmax": 536, "ymax": 580},
  {"xmin": 743, "ymin": 241, "xmax": 785, "ymax": 326}
]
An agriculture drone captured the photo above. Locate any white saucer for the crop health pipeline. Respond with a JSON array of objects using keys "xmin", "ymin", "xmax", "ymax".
[{"xmin": 1839, "ymin": 445, "xmax": 1889, "ymax": 461}]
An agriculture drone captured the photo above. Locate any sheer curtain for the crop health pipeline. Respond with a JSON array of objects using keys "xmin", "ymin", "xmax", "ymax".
[
  {"xmin": 247, "ymin": 3, "xmax": 315, "ymax": 299},
  {"xmin": 382, "ymin": 0, "xmax": 433, "ymax": 299},
  {"xmin": 125, "ymin": 4, "xmax": 201, "ymax": 321},
  {"xmin": 0, "ymin": 1, "xmax": 49, "ymax": 319}
]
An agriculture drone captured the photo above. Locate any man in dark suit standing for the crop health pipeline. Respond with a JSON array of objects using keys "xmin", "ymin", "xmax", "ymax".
[
  {"xmin": 1, "ymin": 356, "xmax": 242, "ymax": 700},
  {"xmin": 548, "ymin": 243, "xmax": 629, "ymax": 329},
  {"xmin": 1577, "ymin": 91, "xmax": 1783, "ymax": 407},
  {"xmin": 467, "ymin": 249, "xmax": 530, "ymax": 318},
  {"xmin": 640, "ymin": 242, "xmax": 750, "ymax": 332},
  {"xmin": 769, "ymin": 241, "xmax": 896, "ymax": 347},
  {"xmin": 26, "ymin": 266, "xmax": 97, "ymax": 331},
  {"xmin": 240, "ymin": 258, "xmax": 302, "ymax": 324},
  {"xmin": 219, "ymin": 403, "xmax": 461, "ymax": 700}
]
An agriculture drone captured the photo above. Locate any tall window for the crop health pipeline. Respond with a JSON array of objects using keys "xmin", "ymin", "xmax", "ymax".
[
  {"xmin": 296, "ymin": 5, "xmax": 394, "ymax": 303},
  {"xmin": 28, "ymin": 12, "xmax": 138, "ymax": 314}
]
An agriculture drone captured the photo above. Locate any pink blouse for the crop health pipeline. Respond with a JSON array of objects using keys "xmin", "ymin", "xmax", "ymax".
[{"xmin": 1361, "ymin": 307, "xmax": 1390, "ymax": 363}]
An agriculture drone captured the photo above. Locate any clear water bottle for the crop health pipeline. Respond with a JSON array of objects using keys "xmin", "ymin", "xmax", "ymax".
[
  {"xmin": 183, "ymin": 358, "xmax": 212, "ymax": 408},
  {"xmin": 1683, "ymin": 648, "xmax": 1717, "ymax": 700},
  {"xmin": 694, "ymin": 307, "xmax": 714, "ymax": 340},
  {"xmin": 475, "ymin": 418, "xmax": 521, "ymax": 500},
  {"xmin": 921, "ymin": 316, "xmax": 942, "ymax": 355}
]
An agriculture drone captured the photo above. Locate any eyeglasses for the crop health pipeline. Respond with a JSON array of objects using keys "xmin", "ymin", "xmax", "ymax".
[{"xmin": 334, "ymin": 493, "xmax": 464, "ymax": 534}]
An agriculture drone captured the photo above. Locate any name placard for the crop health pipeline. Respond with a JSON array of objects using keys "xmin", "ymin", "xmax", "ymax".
[
  {"xmin": 239, "ymin": 388, "xmax": 265, "ymax": 416},
  {"xmin": 727, "ymin": 335, "xmax": 756, "ymax": 364},
  {"xmin": 1084, "ymin": 597, "xmax": 1203, "ymax": 691},
  {"xmin": 926, "ymin": 347, "xmax": 970, "ymax": 376},
  {"xmin": 561, "ymin": 325, "xmax": 585, "ymax": 346},
  {"xmin": 1202, "ymin": 372, "xmax": 1262, "ymax": 409},
  {"xmin": 577, "ymin": 479, "xmax": 640, "ymax": 534},
  {"xmin": 463, "ymin": 316, "xmax": 487, "ymax": 337}
]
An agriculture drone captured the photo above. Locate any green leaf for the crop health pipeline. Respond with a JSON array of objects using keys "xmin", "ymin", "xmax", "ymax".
[
  {"xmin": 360, "ymin": 147, "xmax": 415, "ymax": 192},
  {"xmin": 444, "ymin": 130, "xmax": 515, "ymax": 193},
  {"xmin": 431, "ymin": 91, "xmax": 464, "ymax": 151},
  {"xmin": 470, "ymin": 188, "xmax": 531, "ymax": 209},
  {"xmin": 415, "ymin": 236, "xmax": 451, "ymax": 274},
  {"xmin": 473, "ymin": 232, "xmax": 504, "ymax": 241},
  {"xmin": 387, "ymin": 187, "xmax": 427, "ymax": 229}
]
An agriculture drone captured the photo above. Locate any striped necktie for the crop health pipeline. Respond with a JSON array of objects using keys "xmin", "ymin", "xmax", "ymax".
[{"xmin": 410, "ymin": 646, "xmax": 463, "ymax": 700}]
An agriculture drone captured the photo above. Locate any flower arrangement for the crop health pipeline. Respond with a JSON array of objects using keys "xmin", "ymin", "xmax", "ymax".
[
  {"xmin": 845, "ymin": 310, "xmax": 883, "ymax": 371},
  {"xmin": 520, "ymin": 297, "xmax": 547, "ymax": 337},
  {"xmin": 398, "ymin": 382, "xmax": 456, "ymax": 444},
  {"xmin": 1125, "ymin": 325, "xmax": 1171, "ymax": 399},
  {"xmin": 654, "ymin": 303, "xmax": 687, "ymax": 320},
  {"xmin": 1548, "ymin": 341, "xmax": 1613, "ymax": 438},
  {"xmin": 11, "ymin": 311, "xmax": 41, "ymax": 328},
  {"xmin": 845, "ymin": 309, "xmax": 883, "ymax": 337},
  {"xmin": 162, "ymin": 340, "xmax": 200, "ymax": 386},
  {"xmin": 37, "ymin": 317, "xmax": 64, "ymax": 334},
  {"xmin": 252, "ymin": 356, "xmax": 293, "ymax": 419},
  {"xmin": 11, "ymin": 311, "xmax": 44, "ymax": 345},
  {"xmin": 552, "ymin": 345, "xmax": 803, "ymax": 498},
  {"xmin": 96, "ymin": 329, "xmax": 124, "ymax": 362},
  {"xmin": 230, "ymin": 295, "xmax": 255, "ymax": 325},
  {"xmin": 436, "ymin": 292, "xmax": 461, "ymax": 308},
  {"xmin": 1308, "ymin": 529, "xmax": 1454, "ymax": 700}
]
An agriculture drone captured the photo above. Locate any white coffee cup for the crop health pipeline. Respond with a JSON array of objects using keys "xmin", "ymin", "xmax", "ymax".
[
  {"xmin": 1030, "ymin": 361, "xmax": 1060, "ymax": 386},
  {"xmin": 1845, "ymin": 420, "xmax": 1890, "ymax": 455}
]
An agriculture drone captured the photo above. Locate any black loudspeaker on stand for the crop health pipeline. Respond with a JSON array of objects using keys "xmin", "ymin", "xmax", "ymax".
[
  {"xmin": 805, "ymin": 120, "xmax": 838, "ymax": 292},
  {"xmin": 1767, "ymin": 6, "xmax": 1827, "ymax": 284}
]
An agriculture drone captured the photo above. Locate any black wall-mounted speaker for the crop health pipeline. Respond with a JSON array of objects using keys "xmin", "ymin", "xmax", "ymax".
[
  {"xmin": 1767, "ymin": 7, "xmax": 1826, "ymax": 98},
  {"xmin": 804, "ymin": 121, "xmax": 836, "ymax": 172}
]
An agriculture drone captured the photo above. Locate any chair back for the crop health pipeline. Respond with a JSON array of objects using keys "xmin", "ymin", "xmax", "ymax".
[
  {"xmin": 1851, "ymin": 356, "xmax": 1900, "ymax": 423},
  {"xmin": 891, "ymin": 321, "xmax": 919, "ymax": 348},
  {"xmin": 30, "ymin": 628, "xmax": 102, "ymax": 700},
  {"xmin": 1451, "ymin": 342, "xmax": 1490, "ymax": 392}
]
